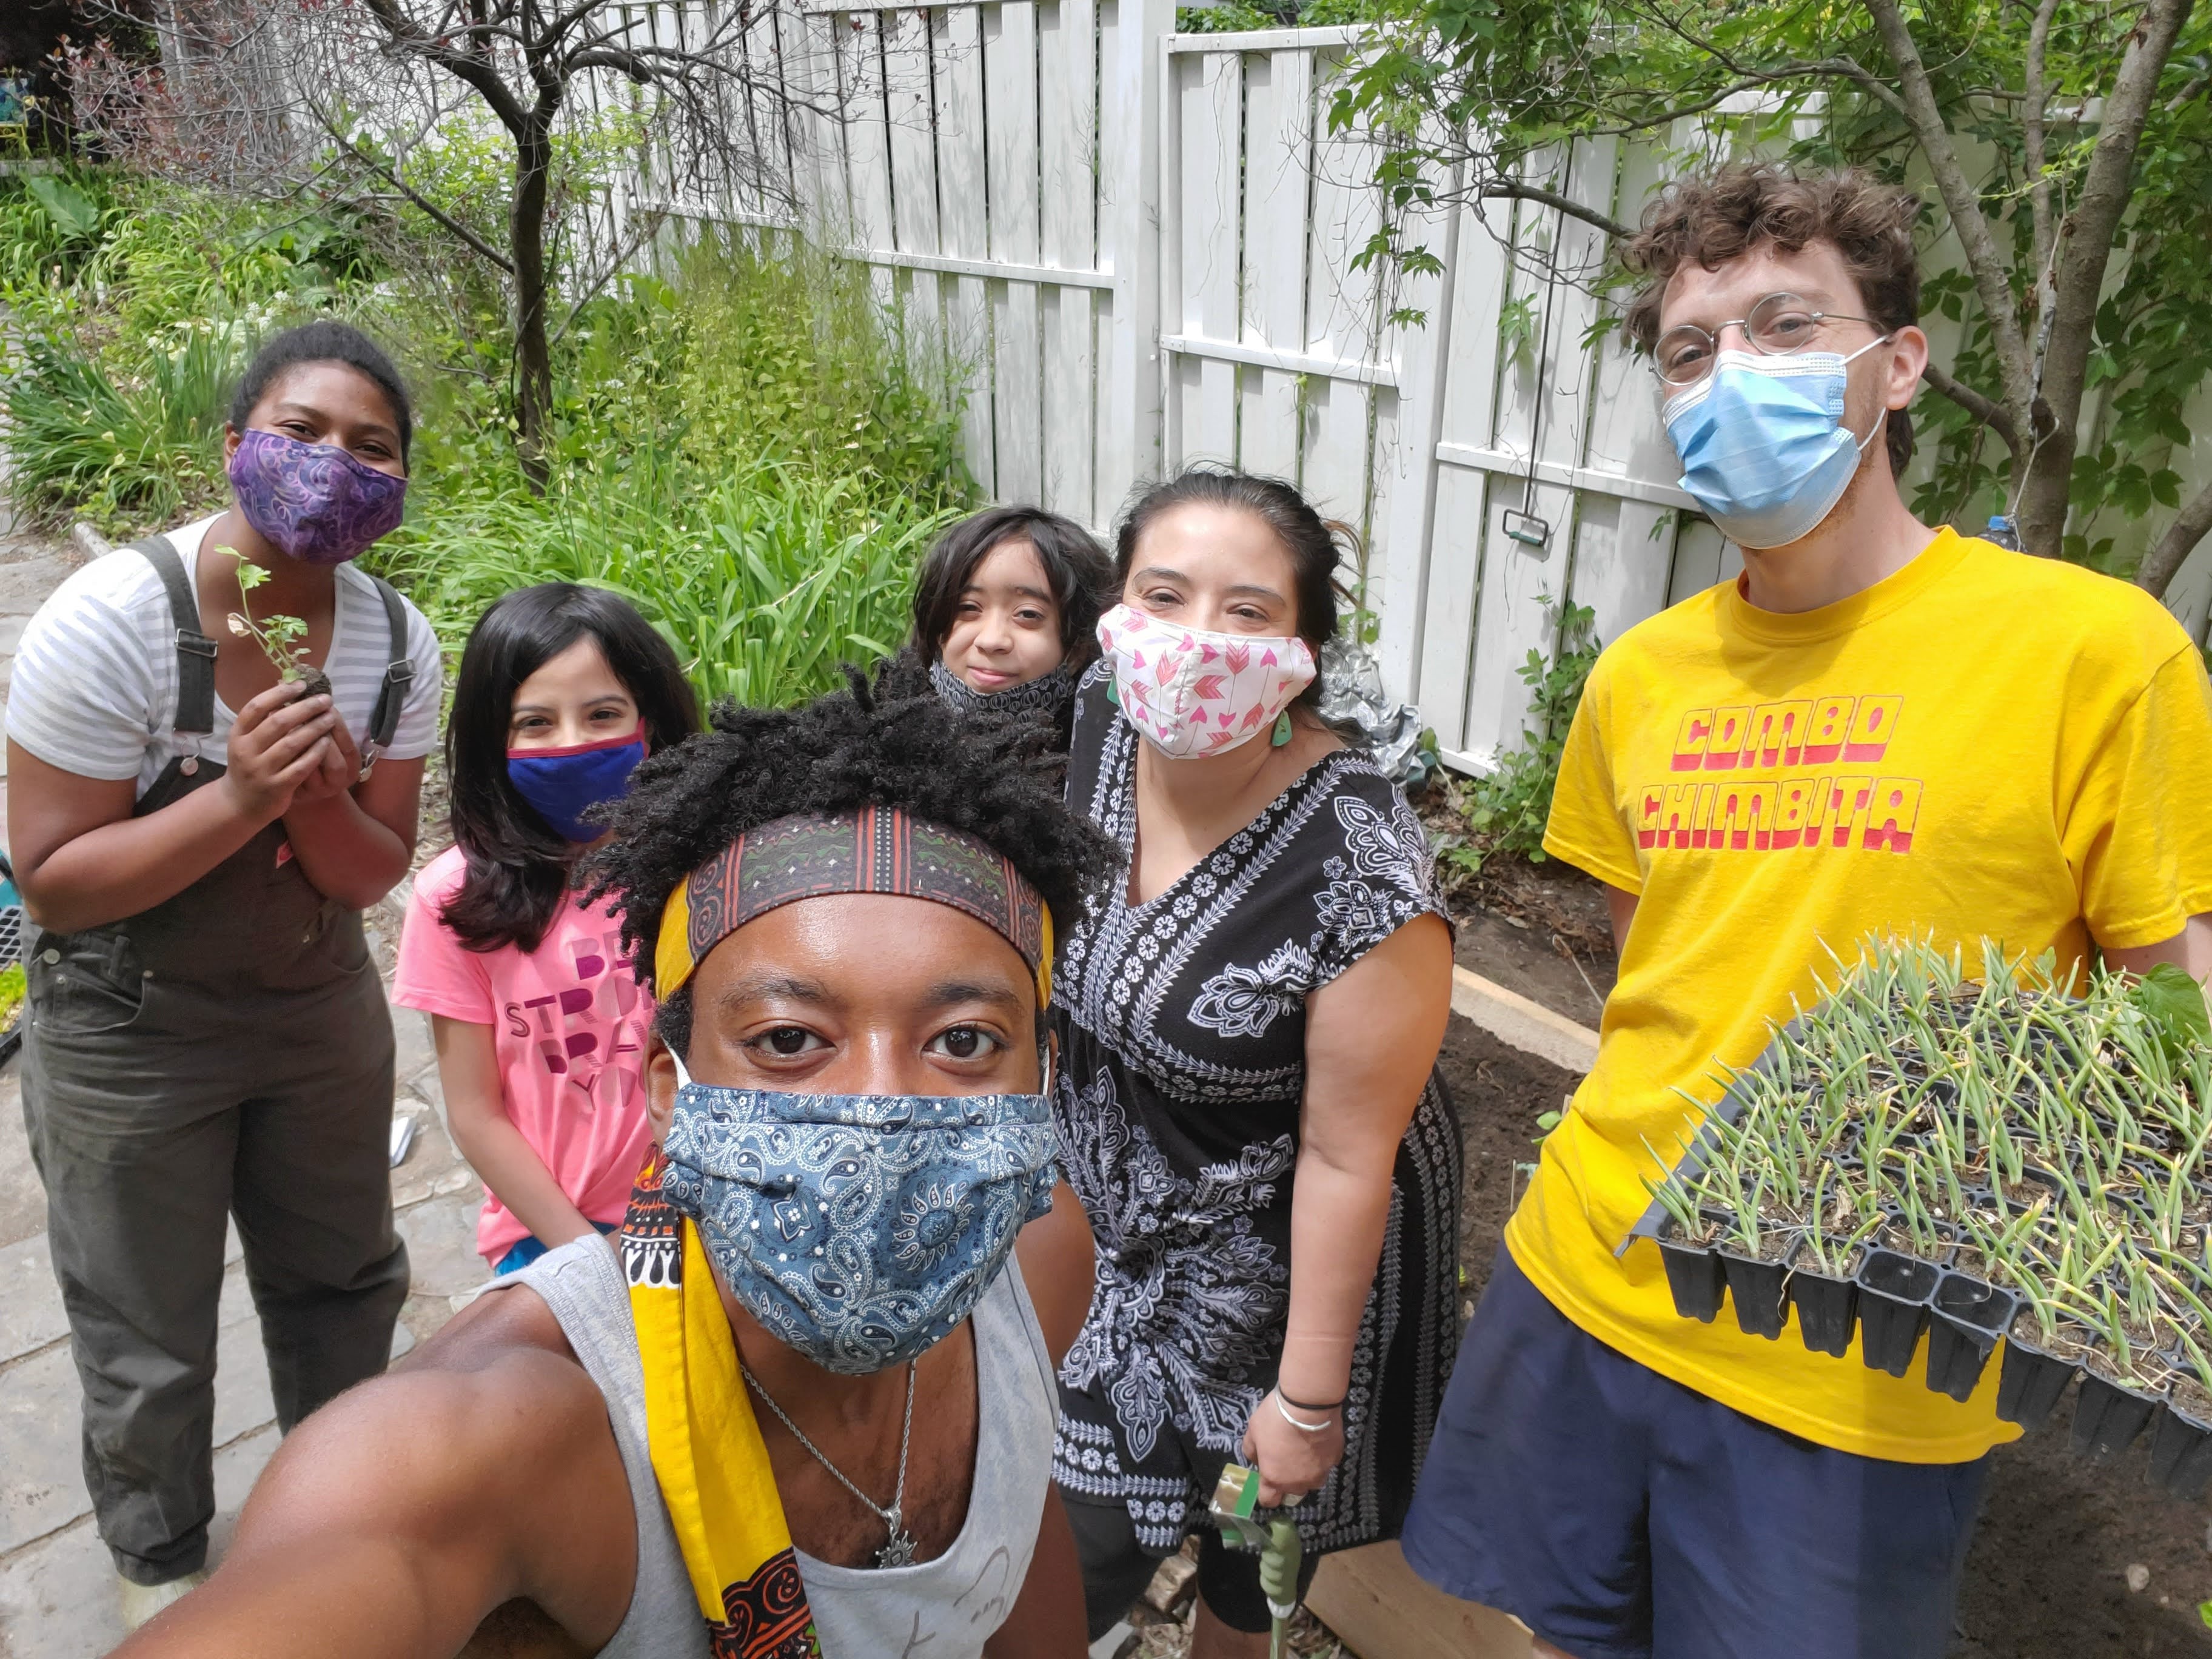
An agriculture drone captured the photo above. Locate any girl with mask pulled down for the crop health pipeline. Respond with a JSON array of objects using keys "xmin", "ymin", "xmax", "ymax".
[
  {"xmin": 6, "ymin": 321, "xmax": 444, "ymax": 1627},
  {"xmin": 1044, "ymin": 469, "xmax": 1461, "ymax": 1656},
  {"xmin": 911, "ymin": 505, "xmax": 1115, "ymax": 747},
  {"xmin": 394, "ymin": 585, "xmax": 699, "ymax": 1276}
]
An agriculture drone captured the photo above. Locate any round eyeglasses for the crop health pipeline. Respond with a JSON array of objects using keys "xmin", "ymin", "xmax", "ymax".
[{"xmin": 1652, "ymin": 293, "xmax": 1882, "ymax": 387}]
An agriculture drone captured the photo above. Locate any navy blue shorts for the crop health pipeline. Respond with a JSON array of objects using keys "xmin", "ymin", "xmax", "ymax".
[{"xmin": 1401, "ymin": 1247, "xmax": 1988, "ymax": 1659}]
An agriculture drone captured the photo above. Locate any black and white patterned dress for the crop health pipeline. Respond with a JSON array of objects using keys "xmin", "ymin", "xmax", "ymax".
[{"xmin": 1050, "ymin": 665, "xmax": 1464, "ymax": 1559}]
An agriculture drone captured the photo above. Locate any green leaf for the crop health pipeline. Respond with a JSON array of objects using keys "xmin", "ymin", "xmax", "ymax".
[
  {"xmin": 25, "ymin": 176, "xmax": 102, "ymax": 242},
  {"xmin": 2130, "ymin": 964, "xmax": 2211, "ymax": 1064}
]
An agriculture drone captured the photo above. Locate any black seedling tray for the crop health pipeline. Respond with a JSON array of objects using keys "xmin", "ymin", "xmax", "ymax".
[{"xmin": 1628, "ymin": 999, "xmax": 2212, "ymax": 1503}]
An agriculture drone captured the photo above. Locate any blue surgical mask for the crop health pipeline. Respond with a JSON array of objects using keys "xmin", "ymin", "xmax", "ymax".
[
  {"xmin": 1663, "ymin": 343, "xmax": 1890, "ymax": 550},
  {"xmin": 506, "ymin": 729, "xmax": 646, "ymax": 843},
  {"xmin": 660, "ymin": 1052, "xmax": 1060, "ymax": 1375}
]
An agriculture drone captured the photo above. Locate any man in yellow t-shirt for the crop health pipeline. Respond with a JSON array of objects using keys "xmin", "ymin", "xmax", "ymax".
[{"xmin": 1402, "ymin": 163, "xmax": 2212, "ymax": 1659}]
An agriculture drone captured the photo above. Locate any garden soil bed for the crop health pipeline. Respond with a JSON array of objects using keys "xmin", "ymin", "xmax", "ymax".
[
  {"xmin": 1436, "ymin": 1018, "xmax": 2212, "ymax": 1657},
  {"xmin": 1439, "ymin": 852, "xmax": 1618, "ymax": 1027}
]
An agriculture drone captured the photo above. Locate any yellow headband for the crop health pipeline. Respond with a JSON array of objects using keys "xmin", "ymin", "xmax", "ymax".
[{"xmin": 655, "ymin": 808, "xmax": 1053, "ymax": 1009}]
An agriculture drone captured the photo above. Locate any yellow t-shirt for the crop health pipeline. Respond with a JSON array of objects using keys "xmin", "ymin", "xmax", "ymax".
[{"xmin": 1510, "ymin": 528, "xmax": 2212, "ymax": 1463}]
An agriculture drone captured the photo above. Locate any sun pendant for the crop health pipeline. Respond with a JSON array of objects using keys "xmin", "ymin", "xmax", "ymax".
[{"xmin": 875, "ymin": 1518, "xmax": 918, "ymax": 1569}]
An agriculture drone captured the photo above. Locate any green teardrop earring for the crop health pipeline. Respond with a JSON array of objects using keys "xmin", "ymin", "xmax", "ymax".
[{"xmin": 1270, "ymin": 709, "xmax": 1293, "ymax": 748}]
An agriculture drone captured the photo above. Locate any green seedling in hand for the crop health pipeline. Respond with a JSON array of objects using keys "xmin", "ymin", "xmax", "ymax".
[{"xmin": 223, "ymin": 549, "xmax": 329, "ymax": 698}]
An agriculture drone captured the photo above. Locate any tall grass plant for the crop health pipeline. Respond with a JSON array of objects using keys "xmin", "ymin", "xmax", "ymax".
[{"xmin": 381, "ymin": 443, "xmax": 958, "ymax": 709}]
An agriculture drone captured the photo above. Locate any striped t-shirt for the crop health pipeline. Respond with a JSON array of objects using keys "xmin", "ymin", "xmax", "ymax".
[{"xmin": 7, "ymin": 515, "xmax": 444, "ymax": 797}]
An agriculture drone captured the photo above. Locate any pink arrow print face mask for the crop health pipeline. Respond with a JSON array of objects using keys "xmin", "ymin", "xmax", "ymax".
[{"xmin": 1096, "ymin": 602, "xmax": 1318, "ymax": 760}]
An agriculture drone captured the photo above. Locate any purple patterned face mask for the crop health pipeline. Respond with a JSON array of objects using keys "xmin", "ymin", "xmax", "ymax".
[{"xmin": 227, "ymin": 427, "xmax": 408, "ymax": 566}]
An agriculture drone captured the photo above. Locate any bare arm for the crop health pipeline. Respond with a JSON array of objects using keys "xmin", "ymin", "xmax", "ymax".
[
  {"xmin": 115, "ymin": 1300, "xmax": 634, "ymax": 1659},
  {"xmin": 982, "ymin": 1486, "xmax": 1088, "ymax": 1658},
  {"xmin": 2100, "ymin": 914, "xmax": 2212, "ymax": 984},
  {"xmin": 1243, "ymin": 913, "xmax": 1453, "ymax": 1505},
  {"xmin": 278, "ymin": 710, "xmax": 423, "ymax": 910},
  {"xmin": 8, "ymin": 683, "xmax": 337, "ymax": 934},
  {"xmin": 1014, "ymin": 1179, "xmax": 1094, "ymax": 1371},
  {"xmin": 1604, "ymin": 884, "xmax": 1637, "ymax": 957},
  {"xmin": 434, "ymin": 1014, "xmax": 598, "ymax": 1252}
]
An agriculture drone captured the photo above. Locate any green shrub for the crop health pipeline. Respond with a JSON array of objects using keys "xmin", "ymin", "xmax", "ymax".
[
  {"xmin": 662, "ymin": 235, "xmax": 970, "ymax": 510},
  {"xmin": 2, "ymin": 170, "xmax": 380, "ymax": 534}
]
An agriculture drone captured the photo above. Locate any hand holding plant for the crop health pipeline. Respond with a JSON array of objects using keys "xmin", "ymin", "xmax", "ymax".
[{"xmin": 220, "ymin": 679, "xmax": 338, "ymax": 824}]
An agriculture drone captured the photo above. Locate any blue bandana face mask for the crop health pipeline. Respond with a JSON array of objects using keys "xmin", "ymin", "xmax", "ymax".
[
  {"xmin": 659, "ymin": 1051, "xmax": 1061, "ymax": 1375},
  {"xmin": 1663, "ymin": 342, "xmax": 1889, "ymax": 551},
  {"xmin": 506, "ymin": 729, "xmax": 646, "ymax": 843}
]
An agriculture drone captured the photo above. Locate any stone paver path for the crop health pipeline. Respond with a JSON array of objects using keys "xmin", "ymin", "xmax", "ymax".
[{"xmin": 0, "ymin": 509, "xmax": 491, "ymax": 1658}]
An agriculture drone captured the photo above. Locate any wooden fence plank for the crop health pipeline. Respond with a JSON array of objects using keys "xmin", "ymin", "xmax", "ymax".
[
  {"xmin": 1237, "ymin": 47, "xmax": 1310, "ymax": 483},
  {"xmin": 936, "ymin": 2, "xmax": 996, "ymax": 493},
  {"xmin": 1296, "ymin": 49, "xmax": 1375, "ymax": 526},
  {"xmin": 837, "ymin": 11, "xmax": 899, "ymax": 315},
  {"xmin": 1037, "ymin": 0, "xmax": 1099, "ymax": 520},
  {"xmin": 883, "ymin": 8, "xmax": 944, "ymax": 387},
  {"xmin": 987, "ymin": 1, "xmax": 1045, "ymax": 503},
  {"xmin": 1570, "ymin": 139, "xmax": 1678, "ymax": 651},
  {"xmin": 1094, "ymin": 0, "xmax": 1167, "ymax": 525},
  {"xmin": 1168, "ymin": 47, "xmax": 1240, "ymax": 469},
  {"xmin": 1373, "ymin": 167, "xmax": 1459, "ymax": 702}
]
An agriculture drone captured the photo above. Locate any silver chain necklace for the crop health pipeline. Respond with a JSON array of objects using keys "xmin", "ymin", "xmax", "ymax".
[{"xmin": 740, "ymin": 1359, "xmax": 919, "ymax": 1569}]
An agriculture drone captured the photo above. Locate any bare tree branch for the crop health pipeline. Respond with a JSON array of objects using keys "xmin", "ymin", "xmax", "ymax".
[
  {"xmin": 1922, "ymin": 359, "xmax": 2018, "ymax": 443},
  {"xmin": 361, "ymin": 0, "xmax": 532, "ymax": 133},
  {"xmin": 566, "ymin": 47, "xmax": 655, "ymax": 81},
  {"xmin": 2136, "ymin": 473, "xmax": 2212, "ymax": 599},
  {"xmin": 1861, "ymin": 0, "xmax": 2039, "ymax": 441},
  {"xmin": 314, "ymin": 109, "xmax": 517, "ymax": 273},
  {"xmin": 2021, "ymin": 0, "xmax": 2063, "ymax": 288},
  {"xmin": 1473, "ymin": 179, "xmax": 1634, "ymax": 241}
]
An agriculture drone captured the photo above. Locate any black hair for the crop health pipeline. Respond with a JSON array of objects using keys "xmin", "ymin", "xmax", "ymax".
[
  {"xmin": 443, "ymin": 584, "xmax": 701, "ymax": 954},
  {"xmin": 228, "ymin": 321, "xmax": 415, "ymax": 464},
  {"xmin": 1113, "ymin": 468, "xmax": 1352, "ymax": 708},
  {"xmin": 583, "ymin": 654, "xmax": 1121, "ymax": 1059},
  {"xmin": 909, "ymin": 505, "xmax": 1115, "ymax": 671}
]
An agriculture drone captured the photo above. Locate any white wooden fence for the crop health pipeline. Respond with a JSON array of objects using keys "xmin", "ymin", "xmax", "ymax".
[{"xmin": 619, "ymin": 2, "xmax": 2212, "ymax": 774}]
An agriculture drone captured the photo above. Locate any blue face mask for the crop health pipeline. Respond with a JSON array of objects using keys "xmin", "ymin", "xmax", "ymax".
[
  {"xmin": 660, "ymin": 1051, "xmax": 1059, "ymax": 1375},
  {"xmin": 1663, "ymin": 343, "xmax": 1889, "ymax": 550},
  {"xmin": 506, "ymin": 729, "xmax": 646, "ymax": 843}
]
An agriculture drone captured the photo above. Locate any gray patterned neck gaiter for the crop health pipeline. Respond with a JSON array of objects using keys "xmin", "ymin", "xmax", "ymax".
[{"xmin": 930, "ymin": 657, "xmax": 1077, "ymax": 723}]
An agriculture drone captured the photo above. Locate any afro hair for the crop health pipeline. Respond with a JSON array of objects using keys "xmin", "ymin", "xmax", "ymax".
[{"xmin": 582, "ymin": 654, "xmax": 1122, "ymax": 1057}]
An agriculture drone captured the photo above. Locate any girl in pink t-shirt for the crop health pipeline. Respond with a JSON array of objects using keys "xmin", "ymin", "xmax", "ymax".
[{"xmin": 394, "ymin": 585, "xmax": 699, "ymax": 1273}]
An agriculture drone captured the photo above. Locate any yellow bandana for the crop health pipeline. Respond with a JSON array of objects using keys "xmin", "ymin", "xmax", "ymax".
[{"xmin": 622, "ymin": 1155, "xmax": 821, "ymax": 1658}]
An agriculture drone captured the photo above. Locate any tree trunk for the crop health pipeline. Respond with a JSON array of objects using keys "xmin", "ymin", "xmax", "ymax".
[
  {"xmin": 509, "ymin": 123, "xmax": 555, "ymax": 492},
  {"xmin": 2136, "ymin": 477, "xmax": 2212, "ymax": 600},
  {"xmin": 2009, "ymin": 415, "xmax": 2076, "ymax": 560}
]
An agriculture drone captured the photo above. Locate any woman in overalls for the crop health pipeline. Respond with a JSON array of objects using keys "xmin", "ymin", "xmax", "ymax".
[{"xmin": 5, "ymin": 322, "xmax": 443, "ymax": 1627}]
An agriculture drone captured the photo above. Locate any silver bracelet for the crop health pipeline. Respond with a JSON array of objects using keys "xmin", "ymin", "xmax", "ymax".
[{"xmin": 1272, "ymin": 1389, "xmax": 1336, "ymax": 1434}]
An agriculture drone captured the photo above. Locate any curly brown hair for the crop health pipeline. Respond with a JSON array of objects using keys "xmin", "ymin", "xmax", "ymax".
[{"xmin": 1621, "ymin": 163, "xmax": 1925, "ymax": 478}]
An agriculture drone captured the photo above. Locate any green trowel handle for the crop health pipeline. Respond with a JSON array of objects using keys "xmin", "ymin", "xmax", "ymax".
[{"xmin": 1259, "ymin": 1516, "xmax": 1302, "ymax": 1620}]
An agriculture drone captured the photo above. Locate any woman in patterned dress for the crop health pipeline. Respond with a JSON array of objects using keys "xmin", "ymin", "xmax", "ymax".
[{"xmin": 1045, "ymin": 470, "xmax": 1461, "ymax": 1655}]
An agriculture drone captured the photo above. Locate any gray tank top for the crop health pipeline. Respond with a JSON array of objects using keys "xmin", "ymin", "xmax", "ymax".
[{"xmin": 494, "ymin": 1235, "xmax": 1058, "ymax": 1659}]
